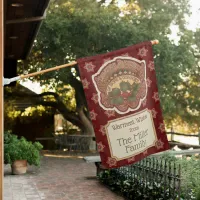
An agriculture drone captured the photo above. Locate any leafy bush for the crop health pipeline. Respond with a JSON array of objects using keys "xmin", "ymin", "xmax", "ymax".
[
  {"xmin": 161, "ymin": 152, "xmax": 200, "ymax": 200},
  {"xmin": 4, "ymin": 131, "xmax": 43, "ymax": 166},
  {"xmin": 98, "ymin": 153, "xmax": 200, "ymax": 200},
  {"xmin": 99, "ymin": 169, "xmax": 179, "ymax": 200},
  {"xmin": 176, "ymin": 156, "xmax": 200, "ymax": 200}
]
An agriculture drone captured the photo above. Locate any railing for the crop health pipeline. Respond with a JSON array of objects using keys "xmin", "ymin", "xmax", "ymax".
[
  {"xmin": 100, "ymin": 157, "xmax": 181, "ymax": 200},
  {"xmin": 167, "ymin": 132, "xmax": 199, "ymax": 137},
  {"xmin": 54, "ymin": 134, "xmax": 96, "ymax": 152},
  {"xmin": 36, "ymin": 134, "xmax": 97, "ymax": 153},
  {"xmin": 167, "ymin": 131, "xmax": 200, "ymax": 145},
  {"xmin": 151, "ymin": 149, "xmax": 200, "ymax": 157},
  {"xmin": 99, "ymin": 148, "xmax": 200, "ymax": 199}
]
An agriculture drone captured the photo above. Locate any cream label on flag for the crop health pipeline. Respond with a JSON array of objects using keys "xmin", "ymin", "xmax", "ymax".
[{"xmin": 77, "ymin": 41, "xmax": 169, "ymax": 168}]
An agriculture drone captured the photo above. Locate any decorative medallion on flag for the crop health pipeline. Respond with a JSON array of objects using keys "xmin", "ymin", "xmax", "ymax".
[{"xmin": 77, "ymin": 41, "xmax": 169, "ymax": 169}]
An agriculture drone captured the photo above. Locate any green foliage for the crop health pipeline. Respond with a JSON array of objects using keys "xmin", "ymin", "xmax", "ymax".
[
  {"xmin": 154, "ymin": 152, "xmax": 200, "ymax": 199},
  {"xmin": 4, "ymin": 102, "xmax": 21, "ymax": 130},
  {"xmin": 4, "ymin": 131, "xmax": 43, "ymax": 166},
  {"xmin": 99, "ymin": 154, "xmax": 200, "ymax": 200},
  {"xmin": 99, "ymin": 169, "xmax": 179, "ymax": 200},
  {"xmin": 17, "ymin": 0, "xmax": 200, "ymax": 131},
  {"xmin": 176, "ymin": 156, "xmax": 200, "ymax": 200}
]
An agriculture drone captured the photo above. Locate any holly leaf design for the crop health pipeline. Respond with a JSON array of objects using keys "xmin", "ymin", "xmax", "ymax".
[
  {"xmin": 108, "ymin": 88, "xmax": 121, "ymax": 98},
  {"xmin": 119, "ymin": 81, "xmax": 131, "ymax": 92},
  {"xmin": 128, "ymin": 96, "xmax": 136, "ymax": 102},
  {"xmin": 111, "ymin": 96, "xmax": 124, "ymax": 105},
  {"xmin": 132, "ymin": 83, "xmax": 139, "ymax": 91},
  {"xmin": 127, "ymin": 83, "xmax": 139, "ymax": 101}
]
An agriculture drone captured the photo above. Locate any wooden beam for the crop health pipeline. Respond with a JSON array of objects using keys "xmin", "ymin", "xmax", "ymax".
[
  {"xmin": 167, "ymin": 132, "xmax": 198, "ymax": 137},
  {"xmin": 0, "ymin": 0, "xmax": 4, "ymax": 198},
  {"xmin": 5, "ymin": 16, "xmax": 45, "ymax": 24}
]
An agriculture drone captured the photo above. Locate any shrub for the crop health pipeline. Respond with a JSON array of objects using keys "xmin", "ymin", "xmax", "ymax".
[
  {"xmin": 176, "ymin": 156, "xmax": 200, "ymax": 200},
  {"xmin": 99, "ymin": 168, "xmax": 179, "ymax": 200},
  {"xmin": 4, "ymin": 131, "xmax": 43, "ymax": 166},
  {"xmin": 98, "ymin": 153, "xmax": 200, "ymax": 200}
]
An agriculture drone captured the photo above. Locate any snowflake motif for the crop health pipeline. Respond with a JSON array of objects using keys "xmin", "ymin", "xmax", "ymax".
[
  {"xmin": 90, "ymin": 110, "xmax": 97, "ymax": 120},
  {"xmin": 152, "ymin": 92, "xmax": 160, "ymax": 102},
  {"xmin": 146, "ymin": 77, "xmax": 152, "ymax": 88},
  {"xmin": 105, "ymin": 110, "xmax": 115, "ymax": 118},
  {"xmin": 83, "ymin": 62, "xmax": 96, "ymax": 72},
  {"xmin": 99, "ymin": 125, "xmax": 106, "ymax": 136},
  {"xmin": 138, "ymin": 47, "xmax": 148, "ymax": 57},
  {"xmin": 148, "ymin": 61, "xmax": 155, "ymax": 71},
  {"xmin": 91, "ymin": 93, "xmax": 99, "ymax": 104},
  {"xmin": 103, "ymin": 58, "xmax": 111, "ymax": 63},
  {"xmin": 106, "ymin": 157, "xmax": 117, "ymax": 167},
  {"xmin": 150, "ymin": 108, "xmax": 158, "ymax": 118},
  {"xmin": 128, "ymin": 156, "xmax": 135, "ymax": 163},
  {"xmin": 82, "ymin": 78, "xmax": 90, "ymax": 89},
  {"xmin": 97, "ymin": 142, "xmax": 105, "ymax": 152},
  {"xmin": 155, "ymin": 139, "xmax": 164, "ymax": 150},
  {"xmin": 121, "ymin": 53, "xmax": 130, "ymax": 57},
  {"xmin": 142, "ymin": 99, "xmax": 147, "ymax": 107},
  {"xmin": 158, "ymin": 123, "xmax": 165, "ymax": 133},
  {"xmin": 143, "ymin": 150, "xmax": 148, "ymax": 156}
]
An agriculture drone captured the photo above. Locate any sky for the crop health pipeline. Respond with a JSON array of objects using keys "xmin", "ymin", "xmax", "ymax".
[
  {"xmin": 117, "ymin": 0, "xmax": 200, "ymax": 31},
  {"xmin": 170, "ymin": 0, "xmax": 200, "ymax": 41},
  {"xmin": 21, "ymin": 0, "xmax": 200, "ymax": 94},
  {"xmin": 187, "ymin": 0, "xmax": 200, "ymax": 30}
]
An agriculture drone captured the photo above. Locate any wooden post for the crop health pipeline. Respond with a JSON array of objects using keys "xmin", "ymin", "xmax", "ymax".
[
  {"xmin": 198, "ymin": 130, "xmax": 200, "ymax": 145},
  {"xmin": 0, "ymin": 0, "xmax": 3, "ymax": 198},
  {"xmin": 171, "ymin": 126, "xmax": 174, "ymax": 141}
]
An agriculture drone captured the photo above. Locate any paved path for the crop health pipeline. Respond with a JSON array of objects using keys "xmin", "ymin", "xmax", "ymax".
[{"xmin": 4, "ymin": 156, "xmax": 123, "ymax": 200}]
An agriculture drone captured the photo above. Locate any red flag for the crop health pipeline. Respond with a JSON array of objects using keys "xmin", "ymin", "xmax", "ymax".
[{"xmin": 77, "ymin": 41, "xmax": 169, "ymax": 169}]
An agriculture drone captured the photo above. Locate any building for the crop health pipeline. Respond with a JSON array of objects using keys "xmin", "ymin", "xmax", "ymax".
[{"xmin": 0, "ymin": 0, "xmax": 51, "ymax": 197}]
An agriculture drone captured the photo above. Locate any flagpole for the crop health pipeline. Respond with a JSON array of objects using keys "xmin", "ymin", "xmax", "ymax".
[
  {"xmin": 151, "ymin": 40, "xmax": 159, "ymax": 45},
  {"xmin": 3, "ymin": 40, "xmax": 159, "ymax": 85},
  {"xmin": 20, "ymin": 61, "xmax": 77, "ymax": 79}
]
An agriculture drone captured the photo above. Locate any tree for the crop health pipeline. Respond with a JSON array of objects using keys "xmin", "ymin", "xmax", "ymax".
[{"xmin": 13, "ymin": 0, "xmax": 200, "ymax": 133}]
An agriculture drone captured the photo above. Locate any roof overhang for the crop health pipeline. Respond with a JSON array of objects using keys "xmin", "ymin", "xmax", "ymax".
[
  {"xmin": 4, "ymin": 0, "xmax": 50, "ymax": 84},
  {"xmin": 4, "ymin": 0, "xmax": 50, "ymax": 60}
]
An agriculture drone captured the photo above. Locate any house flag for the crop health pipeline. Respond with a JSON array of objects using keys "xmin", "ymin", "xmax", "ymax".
[{"xmin": 77, "ymin": 41, "xmax": 169, "ymax": 169}]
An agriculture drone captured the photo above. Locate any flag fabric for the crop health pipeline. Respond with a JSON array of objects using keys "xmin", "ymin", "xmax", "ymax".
[{"xmin": 77, "ymin": 41, "xmax": 169, "ymax": 169}]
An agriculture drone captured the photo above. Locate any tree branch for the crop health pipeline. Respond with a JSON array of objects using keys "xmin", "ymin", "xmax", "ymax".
[
  {"xmin": 5, "ymin": 87, "xmax": 85, "ymax": 130},
  {"xmin": 38, "ymin": 92, "xmax": 59, "ymax": 98},
  {"xmin": 34, "ymin": 98, "xmax": 85, "ymax": 130},
  {"xmin": 34, "ymin": 100, "xmax": 58, "ymax": 108}
]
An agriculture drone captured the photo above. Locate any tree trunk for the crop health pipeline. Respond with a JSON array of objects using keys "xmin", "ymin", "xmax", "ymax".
[
  {"xmin": 77, "ymin": 106, "xmax": 95, "ymax": 135},
  {"xmin": 5, "ymin": 87, "xmax": 95, "ymax": 136}
]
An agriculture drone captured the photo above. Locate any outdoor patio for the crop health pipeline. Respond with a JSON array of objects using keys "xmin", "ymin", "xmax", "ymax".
[{"xmin": 4, "ymin": 156, "xmax": 123, "ymax": 200}]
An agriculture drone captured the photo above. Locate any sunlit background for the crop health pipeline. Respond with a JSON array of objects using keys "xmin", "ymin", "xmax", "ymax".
[{"xmin": 21, "ymin": 0, "xmax": 200, "ymax": 94}]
